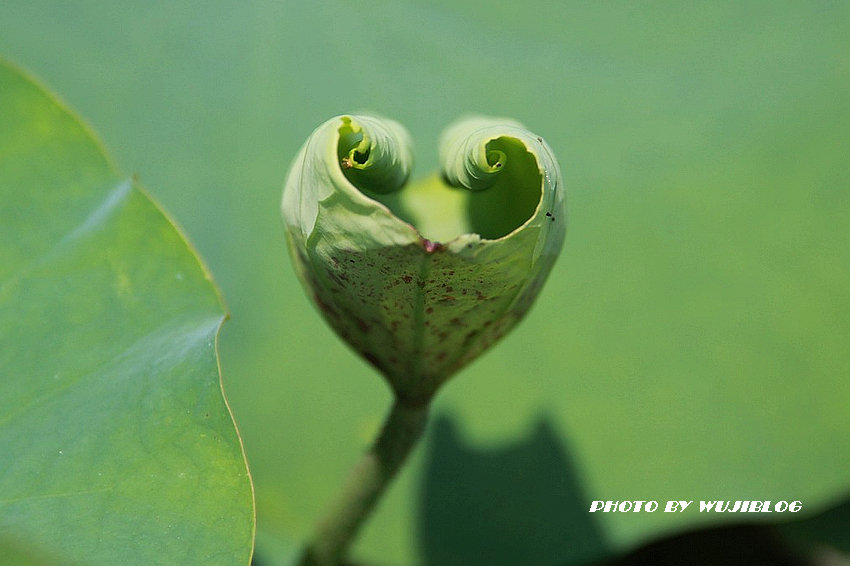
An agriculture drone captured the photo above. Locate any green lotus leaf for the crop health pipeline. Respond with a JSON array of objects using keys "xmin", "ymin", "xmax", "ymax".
[
  {"xmin": 0, "ymin": 60, "xmax": 253, "ymax": 565},
  {"xmin": 282, "ymin": 114, "xmax": 565, "ymax": 403}
]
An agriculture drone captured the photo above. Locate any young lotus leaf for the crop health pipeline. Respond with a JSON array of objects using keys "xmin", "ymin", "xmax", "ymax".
[{"xmin": 282, "ymin": 114, "xmax": 565, "ymax": 403}]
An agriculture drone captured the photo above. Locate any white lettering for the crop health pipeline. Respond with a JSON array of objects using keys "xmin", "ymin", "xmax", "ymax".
[{"xmin": 665, "ymin": 500, "xmax": 691, "ymax": 512}]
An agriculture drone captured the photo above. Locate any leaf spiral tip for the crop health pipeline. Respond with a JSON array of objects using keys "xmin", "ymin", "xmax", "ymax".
[{"xmin": 337, "ymin": 115, "xmax": 413, "ymax": 195}]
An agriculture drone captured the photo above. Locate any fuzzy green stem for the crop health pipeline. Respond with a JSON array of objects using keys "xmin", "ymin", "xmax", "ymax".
[{"xmin": 299, "ymin": 399, "xmax": 430, "ymax": 566}]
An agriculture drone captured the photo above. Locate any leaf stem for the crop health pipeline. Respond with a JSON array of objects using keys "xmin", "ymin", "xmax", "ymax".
[{"xmin": 300, "ymin": 398, "xmax": 430, "ymax": 566}]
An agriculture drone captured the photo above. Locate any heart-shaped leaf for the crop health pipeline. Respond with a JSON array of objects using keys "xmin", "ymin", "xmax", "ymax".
[
  {"xmin": 0, "ymin": 60, "xmax": 254, "ymax": 565},
  {"xmin": 282, "ymin": 114, "xmax": 564, "ymax": 403}
]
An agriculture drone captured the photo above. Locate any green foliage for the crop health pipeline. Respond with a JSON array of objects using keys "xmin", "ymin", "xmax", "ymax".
[
  {"xmin": 1, "ymin": 2, "xmax": 849, "ymax": 564},
  {"xmin": 0, "ymin": 61, "xmax": 253, "ymax": 565}
]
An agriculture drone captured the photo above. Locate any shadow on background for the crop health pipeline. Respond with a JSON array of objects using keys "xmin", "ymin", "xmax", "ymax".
[
  {"xmin": 253, "ymin": 420, "xmax": 849, "ymax": 566},
  {"xmin": 418, "ymin": 413, "xmax": 608, "ymax": 566}
]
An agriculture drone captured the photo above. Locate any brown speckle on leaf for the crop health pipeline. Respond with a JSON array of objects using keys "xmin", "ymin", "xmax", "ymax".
[
  {"xmin": 326, "ymin": 269, "xmax": 344, "ymax": 287},
  {"xmin": 355, "ymin": 317, "xmax": 370, "ymax": 333},
  {"xmin": 314, "ymin": 293, "xmax": 340, "ymax": 320}
]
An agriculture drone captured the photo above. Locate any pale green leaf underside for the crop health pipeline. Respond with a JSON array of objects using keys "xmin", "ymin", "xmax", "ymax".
[
  {"xmin": 0, "ymin": 60, "xmax": 253, "ymax": 565},
  {"xmin": 282, "ymin": 114, "xmax": 565, "ymax": 401}
]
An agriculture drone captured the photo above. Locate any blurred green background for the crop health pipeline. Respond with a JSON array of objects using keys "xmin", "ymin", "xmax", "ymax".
[{"xmin": 2, "ymin": 2, "xmax": 848, "ymax": 564}]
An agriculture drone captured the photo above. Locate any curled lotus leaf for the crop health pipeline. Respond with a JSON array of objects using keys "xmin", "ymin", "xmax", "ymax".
[{"xmin": 282, "ymin": 114, "xmax": 565, "ymax": 404}]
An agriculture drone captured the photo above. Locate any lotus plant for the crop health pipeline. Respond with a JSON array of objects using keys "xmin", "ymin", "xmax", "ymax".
[{"xmin": 282, "ymin": 114, "xmax": 565, "ymax": 565}]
